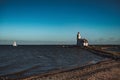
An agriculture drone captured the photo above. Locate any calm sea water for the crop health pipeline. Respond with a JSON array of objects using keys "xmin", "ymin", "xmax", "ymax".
[{"xmin": 0, "ymin": 45, "xmax": 105, "ymax": 78}]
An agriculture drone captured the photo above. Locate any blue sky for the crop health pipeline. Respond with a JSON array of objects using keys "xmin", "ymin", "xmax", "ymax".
[{"xmin": 0, "ymin": 0, "xmax": 120, "ymax": 45}]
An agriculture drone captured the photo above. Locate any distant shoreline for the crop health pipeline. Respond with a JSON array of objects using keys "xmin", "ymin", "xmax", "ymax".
[{"xmin": 0, "ymin": 44, "xmax": 120, "ymax": 46}]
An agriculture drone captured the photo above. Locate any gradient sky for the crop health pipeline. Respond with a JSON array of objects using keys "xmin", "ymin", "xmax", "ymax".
[{"xmin": 0, "ymin": 0, "xmax": 120, "ymax": 45}]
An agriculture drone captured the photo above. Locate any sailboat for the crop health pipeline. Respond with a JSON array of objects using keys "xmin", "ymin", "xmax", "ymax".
[{"xmin": 13, "ymin": 41, "xmax": 17, "ymax": 47}]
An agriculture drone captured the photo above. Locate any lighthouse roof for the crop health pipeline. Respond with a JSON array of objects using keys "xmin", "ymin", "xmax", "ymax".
[
  {"xmin": 83, "ymin": 39, "xmax": 88, "ymax": 43},
  {"xmin": 78, "ymin": 39, "xmax": 88, "ymax": 43}
]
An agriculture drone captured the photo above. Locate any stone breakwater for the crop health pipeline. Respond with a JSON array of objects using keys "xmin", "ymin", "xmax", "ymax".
[{"xmin": 85, "ymin": 46, "xmax": 120, "ymax": 60}]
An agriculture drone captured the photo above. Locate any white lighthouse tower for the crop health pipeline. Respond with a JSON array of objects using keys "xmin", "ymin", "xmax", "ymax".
[
  {"xmin": 77, "ymin": 32, "xmax": 88, "ymax": 47},
  {"xmin": 77, "ymin": 32, "xmax": 81, "ymax": 40}
]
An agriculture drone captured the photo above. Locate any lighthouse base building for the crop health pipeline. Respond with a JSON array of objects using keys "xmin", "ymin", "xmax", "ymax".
[
  {"xmin": 77, "ymin": 39, "xmax": 88, "ymax": 47},
  {"xmin": 77, "ymin": 32, "xmax": 88, "ymax": 47}
]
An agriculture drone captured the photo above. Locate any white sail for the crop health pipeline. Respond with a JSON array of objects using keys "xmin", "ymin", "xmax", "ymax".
[{"xmin": 13, "ymin": 41, "xmax": 17, "ymax": 46}]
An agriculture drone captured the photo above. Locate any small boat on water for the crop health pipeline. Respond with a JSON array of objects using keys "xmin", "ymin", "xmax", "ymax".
[{"xmin": 13, "ymin": 41, "xmax": 17, "ymax": 47}]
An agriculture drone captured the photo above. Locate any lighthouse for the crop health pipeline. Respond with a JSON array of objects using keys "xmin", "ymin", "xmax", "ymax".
[
  {"xmin": 77, "ymin": 32, "xmax": 88, "ymax": 47},
  {"xmin": 77, "ymin": 32, "xmax": 81, "ymax": 39}
]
